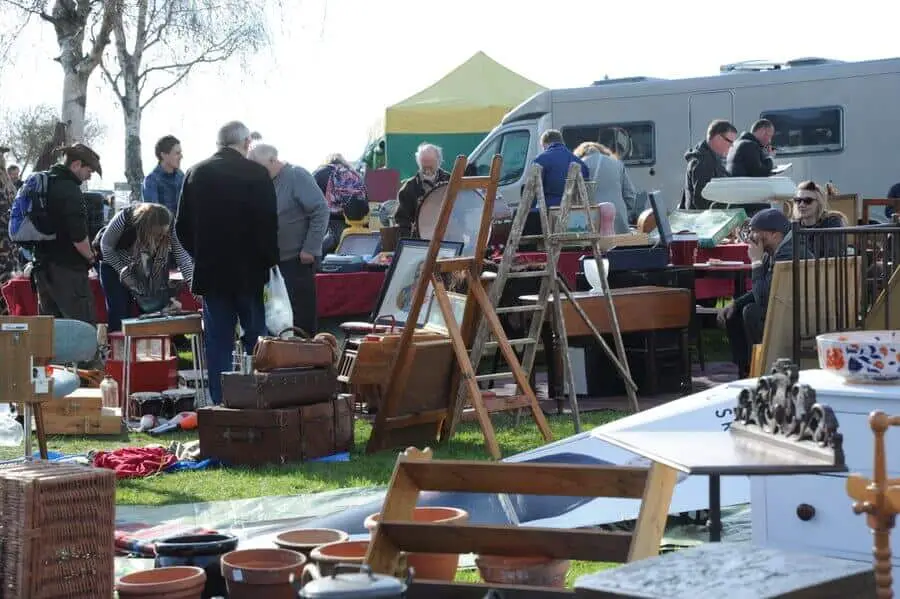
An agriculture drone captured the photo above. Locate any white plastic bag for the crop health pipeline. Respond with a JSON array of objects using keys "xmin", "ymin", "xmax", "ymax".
[{"xmin": 264, "ymin": 266, "xmax": 294, "ymax": 335}]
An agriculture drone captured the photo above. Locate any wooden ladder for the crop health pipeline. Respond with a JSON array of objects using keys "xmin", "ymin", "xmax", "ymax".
[
  {"xmin": 365, "ymin": 447, "xmax": 677, "ymax": 597},
  {"xmin": 366, "ymin": 155, "xmax": 552, "ymax": 459},
  {"xmin": 443, "ymin": 165, "xmax": 575, "ymax": 438}
]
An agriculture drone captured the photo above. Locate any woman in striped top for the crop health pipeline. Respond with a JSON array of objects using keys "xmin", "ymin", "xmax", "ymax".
[{"xmin": 98, "ymin": 203, "xmax": 194, "ymax": 331}]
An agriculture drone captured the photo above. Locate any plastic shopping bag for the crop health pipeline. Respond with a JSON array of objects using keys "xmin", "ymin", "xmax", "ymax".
[{"xmin": 263, "ymin": 267, "xmax": 294, "ymax": 335}]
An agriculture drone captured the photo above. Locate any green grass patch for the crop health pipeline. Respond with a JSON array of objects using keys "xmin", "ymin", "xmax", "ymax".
[{"xmin": 0, "ymin": 411, "xmax": 624, "ymax": 506}]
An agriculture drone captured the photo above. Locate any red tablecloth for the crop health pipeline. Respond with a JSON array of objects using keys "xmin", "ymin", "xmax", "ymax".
[{"xmin": 2, "ymin": 270, "xmax": 388, "ymax": 322}]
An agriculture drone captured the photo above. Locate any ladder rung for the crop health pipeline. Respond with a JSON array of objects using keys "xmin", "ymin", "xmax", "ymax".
[
  {"xmin": 519, "ymin": 235, "xmax": 545, "ymax": 242},
  {"xmin": 483, "ymin": 338, "xmax": 537, "ymax": 349},
  {"xmin": 474, "ymin": 372, "xmax": 513, "ymax": 382},
  {"xmin": 506, "ymin": 269, "xmax": 550, "ymax": 279},
  {"xmin": 495, "ymin": 305, "xmax": 543, "ymax": 314}
]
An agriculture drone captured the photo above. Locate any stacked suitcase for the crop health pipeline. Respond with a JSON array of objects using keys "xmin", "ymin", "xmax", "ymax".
[{"xmin": 197, "ymin": 359, "xmax": 353, "ymax": 467}]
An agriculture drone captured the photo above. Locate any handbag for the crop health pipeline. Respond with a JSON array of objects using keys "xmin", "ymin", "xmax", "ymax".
[{"xmin": 253, "ymin": 327, "xmax": 334, "ymax": 371}]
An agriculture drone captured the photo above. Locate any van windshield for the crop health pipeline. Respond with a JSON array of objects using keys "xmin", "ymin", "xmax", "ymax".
[{"xmin": 470, "ymin": 130, "xmax": 531, "ymax": 184}]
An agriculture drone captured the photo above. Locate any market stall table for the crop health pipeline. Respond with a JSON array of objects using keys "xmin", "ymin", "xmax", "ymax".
[{"xmin": 1, "ymin": 270, "xmax": 389, "ymax": 321}]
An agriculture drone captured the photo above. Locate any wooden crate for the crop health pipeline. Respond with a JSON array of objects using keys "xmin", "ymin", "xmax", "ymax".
[
  {"xmin": 42, "ymin": 407, "xmax": 122, "ymax": 435},
  {"xmin": 44, "ymin": 388, "xmax": 103, "ymax": 417}
]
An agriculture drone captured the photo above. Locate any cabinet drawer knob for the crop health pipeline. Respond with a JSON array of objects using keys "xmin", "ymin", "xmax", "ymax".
[{"xmin": 796, "ymin": 503, "xmax": 816, "ymax": 521}]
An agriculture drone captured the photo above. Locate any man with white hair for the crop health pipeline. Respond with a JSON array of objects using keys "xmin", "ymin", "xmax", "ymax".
[
  {"xmin": 395, "ymin": 142, "xmax": 450, "ymax": 238},
  {"xmin": 175, "ymin": 120, "xmax": 279, "ymax": 405},
  {"xmin": 249, "ymin": 143, "xmax": 329, "ymax": 334}
]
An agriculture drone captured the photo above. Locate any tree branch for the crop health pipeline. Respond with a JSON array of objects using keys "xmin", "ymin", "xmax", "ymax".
[
  {"xmin": 140, "ymin": 61, "xmax": 198, "ymax": 109},
  {"xmin": 84, "ymin": 0, "xmax": 118, "ymax": 72},
  {"xmin": 0, "ymin": 0, "xmax": 53, "ymax": 21},
  {"xmin": 99, "ymin": 58, "xmax": 124, "ymax": 103}
]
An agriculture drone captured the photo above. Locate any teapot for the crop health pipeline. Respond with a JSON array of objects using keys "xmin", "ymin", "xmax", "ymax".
[{"xmin": 295, "ymin": 563, "xmax": 412, "ymax": 598}]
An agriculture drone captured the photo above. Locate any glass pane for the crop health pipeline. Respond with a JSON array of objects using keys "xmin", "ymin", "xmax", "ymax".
[
  {"xmin": 760, "ymin": 107, "xmax": 843, "ymax": 155},
  {"xmin": 498, "ymin": 130, "xmax": 531, "ymax": 183},
  {"xmin": 471, "ymin": 136, "xmax": 502, "ymax": 176},
  {"xmin": 561, "ymin": 122, "xmax": 655, "ymax": 165}
]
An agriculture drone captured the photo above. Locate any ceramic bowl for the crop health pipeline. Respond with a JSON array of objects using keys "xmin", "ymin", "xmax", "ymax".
[{"xmin": 817, "ymin": 331, "xmax": 900, "ymax": 383}]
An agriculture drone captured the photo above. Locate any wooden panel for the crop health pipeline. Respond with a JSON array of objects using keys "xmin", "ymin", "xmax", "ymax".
[
  {"xmin": 378, "ymin": 522, "xmax": 632, "ymax": 562},
  {"xmin": 400, "ymin": 461, "xmax": 649, "ymax": 498},
  {"xmin": 407, "ymin": 580, "xmax": 573, "ymax": 598},
  {"xmin": 521, "ymin": 287, "xmax": 691, "ymax": 337}
]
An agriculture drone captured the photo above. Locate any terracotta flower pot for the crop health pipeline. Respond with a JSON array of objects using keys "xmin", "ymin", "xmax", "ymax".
[
  {"xmin": 308, "ymin": 540, "xmax": 370, "ymax": 578},
  {"xmin": 117, "ymin": 566, "xmax": 206, "ymax": 599},
  {"xmin": 475, "ymin": 555, "xmax": 570, "ymax": 588},
  {"xmin": 221, "ymin": 548, "xmax": 306, "ymax": 599},
  {"xmin": 274, "ymin": 528, "xmax": 349, "ymax": 559},
  {"xmin": 364, "ymin": 506, "xmax": 468, "ymax": 581}
]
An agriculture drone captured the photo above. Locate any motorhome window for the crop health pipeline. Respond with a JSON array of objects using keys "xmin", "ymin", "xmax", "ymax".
[
  {"xmin": 560, "ymin": 122, "xmax": 655, "ymax": 166},
  {"xmin": 471, "ymin": 130, "xmax": 531, "ymax": 182},
  {"xmin": 759, "ymin": 107, "xmax": 843, "ymax": 155}
]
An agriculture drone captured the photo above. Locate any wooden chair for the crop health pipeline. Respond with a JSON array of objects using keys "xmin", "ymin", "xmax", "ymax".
[{"xmin": 846, "ymin": 410, "xmax": 900, "ymax": 598}]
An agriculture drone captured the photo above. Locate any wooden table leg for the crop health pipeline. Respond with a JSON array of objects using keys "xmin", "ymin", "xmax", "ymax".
[
  {"xmin": 628, "ymin": 461, "xmax": 679, "ymax": 562},
  {"xmin": 32, "ymin": 402, "xmax": 48, "ymax": 460}
]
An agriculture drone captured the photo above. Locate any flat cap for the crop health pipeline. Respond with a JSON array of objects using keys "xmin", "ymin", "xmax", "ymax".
[{"xmin": 749, "ymin": 208, "xmax": 790, "ymax": 235}]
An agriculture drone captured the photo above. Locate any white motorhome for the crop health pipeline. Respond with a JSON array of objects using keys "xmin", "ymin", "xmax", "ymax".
[{"xmin": 467, "ymin": 56, "xmax": 900, "ymax": 215}]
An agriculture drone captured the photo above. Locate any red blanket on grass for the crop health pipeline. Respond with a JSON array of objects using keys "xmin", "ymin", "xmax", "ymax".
[{"xmin": 93, "ymin": 446, "xmax": 177, "ymax": 478}]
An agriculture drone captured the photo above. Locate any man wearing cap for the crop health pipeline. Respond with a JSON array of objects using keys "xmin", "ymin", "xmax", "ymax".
[
  {"xmin": 31, "ymin": 143, "xmax": 102, "ymax": 325},
  {"xmin": 717, "ymin": 208, "xmax": 810, "ymax": 377}
]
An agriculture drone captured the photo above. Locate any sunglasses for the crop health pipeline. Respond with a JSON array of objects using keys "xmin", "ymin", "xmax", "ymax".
[{"xmin": 793, "ymin": 197, "xmax": 817, "ymax": 205}]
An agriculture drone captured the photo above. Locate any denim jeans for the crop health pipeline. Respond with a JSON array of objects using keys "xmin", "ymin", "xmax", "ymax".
[
  {"xmin": 98, "ymin": 261, "xmax": 135, "ymax": 333},
  {"xmin": 202, "ymin": 291, "xmax": 266, "ymax": 405}
]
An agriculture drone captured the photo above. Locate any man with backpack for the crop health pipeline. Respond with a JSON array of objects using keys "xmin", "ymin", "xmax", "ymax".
[
  {"xmin": 10, "ymin": 144, "xmax": 102, "ymax": 324},
  {"xmin": 313, "ymin": 153, "xmax": 368, "ymax": 254}
]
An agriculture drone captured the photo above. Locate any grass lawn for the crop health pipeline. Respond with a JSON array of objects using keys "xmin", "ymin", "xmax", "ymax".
[
  {"xmin": 0, "ymin": 410, "xmax": 623, "ymax": 506},
  {"xmin": 2, "ymin": 410, "xmax": 626, "ymax": 585}
]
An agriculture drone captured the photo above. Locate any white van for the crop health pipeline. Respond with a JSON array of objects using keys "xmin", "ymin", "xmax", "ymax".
[{"xmin": 467, "ymin": 56, "xmax": 900, "ymax": 215}]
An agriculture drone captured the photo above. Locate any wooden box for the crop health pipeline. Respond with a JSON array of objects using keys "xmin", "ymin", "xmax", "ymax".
[
  {"xmin": 45, "ymin": 388, "xmax": 103, "ymax": 416},
  {"xmin": 42, "ymin": 407, "xmax": 123, "ymax": 436},
  {"xmin": 198, "ymin": 396, "xmax": 354, "ymax": 467}
]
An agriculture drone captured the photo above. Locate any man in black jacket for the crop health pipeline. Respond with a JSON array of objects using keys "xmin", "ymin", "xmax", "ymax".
[
  {"xmin": 682, "ymin": 119, "xmax": 737, "ymax": 209},
  {"xmin": 717, "ymin": 208, "xmax": 810, "ymax": 377},
  {"xmin": 395, "ymin": 143, "xmax": 450, "ymax": 238},
  {"xmin": 175, "ymin": 121, "xmax": 279, "ymax": 405},
  {"xmin": 726, "ymin": 119, "xmax": 776, "ymax": 178},
  {"xmin": 32, "ymin": 144, "xmax": 102, "ymax": 325}
]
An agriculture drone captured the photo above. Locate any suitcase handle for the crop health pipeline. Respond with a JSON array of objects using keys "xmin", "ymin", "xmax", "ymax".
[{"xmin": 223, "ymin": 428, "xmax": 259, "ymax": 442}]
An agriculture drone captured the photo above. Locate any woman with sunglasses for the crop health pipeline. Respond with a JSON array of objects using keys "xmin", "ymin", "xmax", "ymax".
[{"xmin": 791, "ymin": 180, "xmax": 847, "ymax": 257}]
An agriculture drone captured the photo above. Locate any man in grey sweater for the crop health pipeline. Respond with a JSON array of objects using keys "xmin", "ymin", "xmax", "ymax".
[{"xmin": 249, "ymin": 143, "xmax": 329, "ymax": 333}]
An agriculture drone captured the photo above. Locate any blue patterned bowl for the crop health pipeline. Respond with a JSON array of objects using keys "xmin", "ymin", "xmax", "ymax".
[{"xmin": 817, "ymin": 331, "xmax": 900, "ymax": 383}]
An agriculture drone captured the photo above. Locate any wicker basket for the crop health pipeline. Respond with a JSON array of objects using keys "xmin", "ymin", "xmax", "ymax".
[{"xmin": 0, "ymin": 461, "xmax": 116, "ymax": 598}]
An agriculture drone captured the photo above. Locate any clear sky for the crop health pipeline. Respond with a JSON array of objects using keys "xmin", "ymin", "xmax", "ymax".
[{"xmin": 0, "ymin": 0, "xmax": 896, "ymax": 189}]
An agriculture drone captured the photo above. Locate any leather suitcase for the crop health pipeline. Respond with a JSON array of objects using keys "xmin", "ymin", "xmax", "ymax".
[
  {"xmin": 198, "ymin": 407, "xmax": 302, "ymax": 466},
  {"xmin": 221, "ymin": 367, "xmax": 337, "ymax": 409},
  {"xmin": 300, "ymin": 394, "xmax": 354, "ymax": 460}
]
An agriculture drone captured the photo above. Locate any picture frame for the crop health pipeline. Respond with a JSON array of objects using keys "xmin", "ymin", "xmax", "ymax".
[
  {"xmin": 648, "ymin": 191, "xmax": 672, "ymax": 246},
  {"xmin": 370, "ymin": 239, "xmax": 464, "ymax": 327},
  {"xmin": 423, "ymin": 291, "xmax": 468, "ymax": 335},
  {"xmin": 548, "ymin": 205, "xmax": 602, "ymax": 248}
]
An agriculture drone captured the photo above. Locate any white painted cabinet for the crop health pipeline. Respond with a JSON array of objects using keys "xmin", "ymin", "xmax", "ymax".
[{"xmin": 750, "ymin": 369, "xmax": 900, "ymax": 573}]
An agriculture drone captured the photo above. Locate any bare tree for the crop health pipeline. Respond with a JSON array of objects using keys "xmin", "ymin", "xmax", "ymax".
[
  {"xmin": 0, "ymin": 103, "xmax": 105, "ymax": 171},
  {"xmin": 100, "ymin": 0, "xmax": 270, "ymax": 201},
  {"xmin": 0, "ymin": 0, "xmax": 119, "ymax": 143}
]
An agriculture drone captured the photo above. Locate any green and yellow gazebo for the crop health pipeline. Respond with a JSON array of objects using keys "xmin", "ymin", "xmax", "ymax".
[{"xmin": 381, "ymin": 51, "xmax": 546, "ymax": 179}]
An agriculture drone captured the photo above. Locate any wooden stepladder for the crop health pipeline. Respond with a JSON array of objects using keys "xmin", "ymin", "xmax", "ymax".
[
  {"xmin": 545, "ymin": 163, "xmax": 640, "ymax": 414},
  {"xmin": 366, "ymin": 155, "xmax": 552, "ymax": 459}
]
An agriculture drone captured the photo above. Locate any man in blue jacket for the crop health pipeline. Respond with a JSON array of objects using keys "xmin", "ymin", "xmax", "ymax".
[
  {"xmin": 142, "ymin": 135, "xmax": 184, "ymax": 215},
  {"xmin": 523, "ymin": 130, "xmax": 589, "ymax": 243}
]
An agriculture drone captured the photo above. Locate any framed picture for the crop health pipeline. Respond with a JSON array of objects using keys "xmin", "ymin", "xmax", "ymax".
[
  {"xmin": 648, "ymin": 191, "xmax": 672, "ymax": 246},
  {"xmin": 424, "ymin": 291, "xmax": 468, "ymax": 335},
  {"xmin": 371, "ymin": 239, "xmax": 464, "ymax": 327}
]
